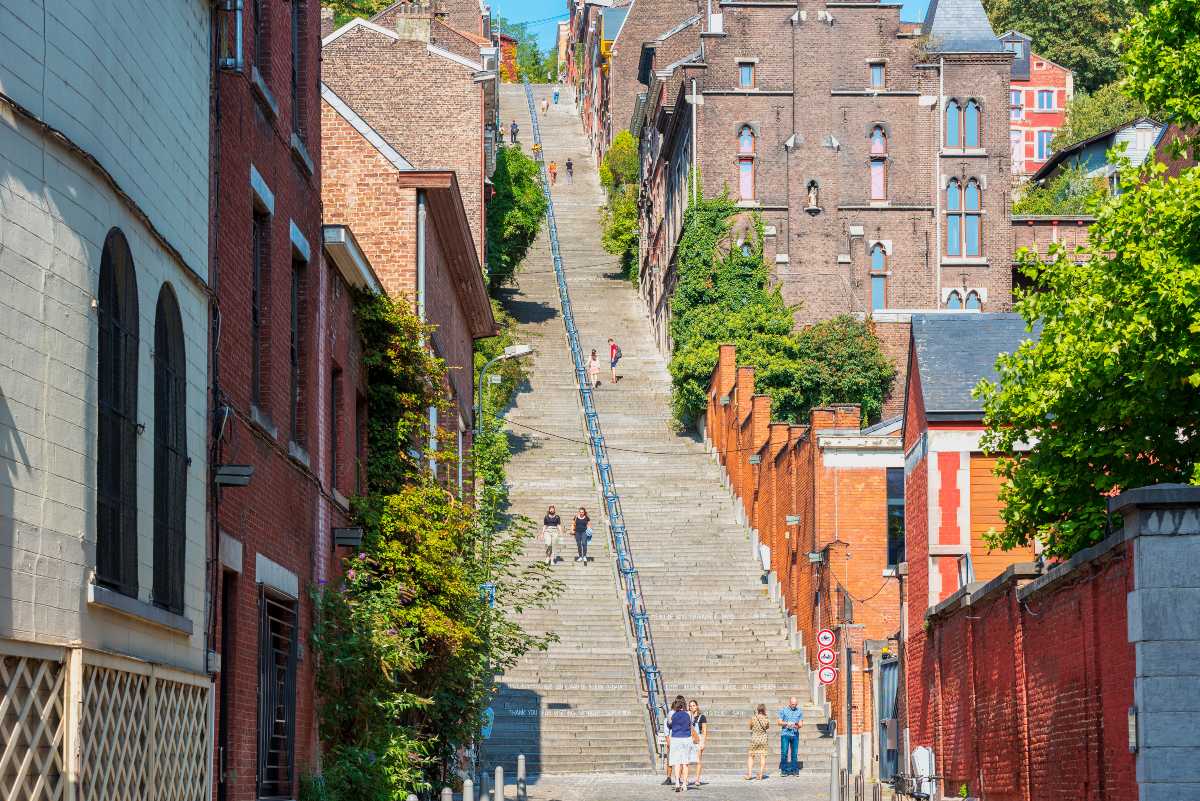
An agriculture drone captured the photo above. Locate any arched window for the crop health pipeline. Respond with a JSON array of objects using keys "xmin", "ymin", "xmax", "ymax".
[
  {"xmin": 945, "ymin": 99, "xmax": 961, "ymax": 148},
  {"xmin": 97, "ymin": 228, "xmax": 139, "ymax": 597},
  {"xmin": 965, "ymin": 290, "xmax": 982, "ymax": 310},
  {"xmin": 946, "ymin": 290, "xmax": 963, "ymax": 310},
  {"xmin": 153, "ymin": 286, "xmax": 187, "ymax": 613},
  {"xmin": 964, "ymin": 100, "xmax": 981, "ymax": 148},
  {"xmin": 869, "ymin": 244, "xmax": 887, "ymax": 311},
  {"xmin": 737, "ymin": 126, "xmax": 755, "ymax": 200},
  {"xmin": 870, "ymin": 126, "xmax": 887, "ymax": 201},
  {"xmin": 945, "ymin": 178, "xmax": 962, "ymax": 256}
]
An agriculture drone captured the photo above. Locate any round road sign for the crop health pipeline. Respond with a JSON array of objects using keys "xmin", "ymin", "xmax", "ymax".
[
  {"xmin": 818, "ymin": 665, "xmax": 838, "ymax": 685},
  {"xmin": 817, "ymin": 628, "xmax": 836, "ymax": 648},
  {"xmin": 817, "ymin": 647, "xmax": 836, "ymax": 666}
]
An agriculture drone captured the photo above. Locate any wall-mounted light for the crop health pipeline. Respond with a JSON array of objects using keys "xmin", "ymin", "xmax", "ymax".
[{"xmin": 214, "ymin": 464, "xmax": 254, "ymax": 487}]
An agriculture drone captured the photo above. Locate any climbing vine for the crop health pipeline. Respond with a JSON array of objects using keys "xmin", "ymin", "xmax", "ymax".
[
  {"xmin": 668, "ymin": 190, "xmax": 895, "ymax": 426},
  {"xmin": 486, "ymin": 146, "xmax": 547, "ymax": 290},
  {"xmin": 309, "ymin": 292, "xmax": 558, "ymax": 800},
  {"xmin": 600, "ymin": 130, "xmax": 640, "ymax": 284}
]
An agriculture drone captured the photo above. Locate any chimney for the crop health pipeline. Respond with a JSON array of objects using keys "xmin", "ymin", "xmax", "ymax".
[
  {"xmin": 393, "ymin": 0, "xmax": 435, "ymax": 42},
  {"xmin": 319, "ymin": 6, "xmax": 335, "ymax": 38}
]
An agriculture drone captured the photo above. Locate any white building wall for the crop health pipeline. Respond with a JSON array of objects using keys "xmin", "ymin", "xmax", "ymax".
[
  {"xmin": 0, "ymin": 3, "xmax": 211, "ymax": 677},
  {"xmin": 0, "ymin": 0, "xmax": 211, "ymax": 279}
]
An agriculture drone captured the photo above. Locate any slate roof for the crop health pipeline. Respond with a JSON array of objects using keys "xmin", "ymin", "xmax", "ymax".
[
  {"xmin": 922, "ymin": 0, "xmax": 1004, "ymax": 53},
  {"xmin": 911, "ymin": 314, "xmax": 1040, "ymax": 416},
  {"xmin": 1029, "ymin": 116, "xmax": 1162, "ymax": 182}
]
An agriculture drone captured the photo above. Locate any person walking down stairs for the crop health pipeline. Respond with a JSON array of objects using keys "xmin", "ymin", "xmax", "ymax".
[
  {"xmin": 572, "ymin": 507, "xmax": 591, "ymax": 563},
  {"xmin": 587, "ymin": 349, "xmax": 601, "ymax": 388},
  {"xmin": 541, "ymin": 505, "xmax": 561, "ymax": 566}
]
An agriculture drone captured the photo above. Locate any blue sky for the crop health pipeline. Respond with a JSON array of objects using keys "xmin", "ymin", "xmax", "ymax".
[{"xmin": 491, "ymin": 0, "xmax": 933, "ymax": 50}]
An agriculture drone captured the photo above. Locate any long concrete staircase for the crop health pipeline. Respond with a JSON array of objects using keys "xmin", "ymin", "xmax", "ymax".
[{"xmin": 483, "ymin": 83, "xmax": 833, "ymax": 782}]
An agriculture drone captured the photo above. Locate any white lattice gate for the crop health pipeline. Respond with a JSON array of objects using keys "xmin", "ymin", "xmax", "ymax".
[{"xmin": 0, "ymin": 640, "xmax": 211, "ymax": 801}]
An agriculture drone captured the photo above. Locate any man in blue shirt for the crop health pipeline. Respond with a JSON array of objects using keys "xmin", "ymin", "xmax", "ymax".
[{"xmin": 778, "ymin": 697, "xmax": 804, "ymax": 776}]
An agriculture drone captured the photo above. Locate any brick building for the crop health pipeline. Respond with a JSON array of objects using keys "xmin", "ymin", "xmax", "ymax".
[
  {"xmin": 570, "ymin": 0, "xmax": 632, "ymax": 160},
  {"xmin": 1000, "ymin": 31, "xmax": 1072, "ymax": 178},
  {"xmin": 899, "ymin": 314, "xmax": 1038, "ymax": 778},
  {"xmin": 0, "ymin": 2, "xmax": 213, "ymax": 796},
  {"xmin": 208, "ymin": 0, "xmax": 328, "ymax": 798},
  {"xmin": 634, "ymin": 0, "xmax": 1015, "ymax": 360},
  {"xmin": 322, "ymin": 12, "xmax": 496, "ymax": 486}
]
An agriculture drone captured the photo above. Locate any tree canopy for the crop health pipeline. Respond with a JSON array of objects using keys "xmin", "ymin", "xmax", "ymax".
[
  {"xmin": 493, "ymin": 15, "xmax": 559, "ymax": 82},
  {"xmin": 1051, "ymin": 82, "xmax": 1150, "ymax": 151},
  {"xmin": 982, "ymin": 0, "xmax": 1131, "ymax": 91},
  {"xmin": 599, "ymin": 130, "xmax": 641, "ymax": 283},
  {"xmin": 979, "ymin": 0, "xmax": 1200, "ymax": 558},
  {"xmin": 1011, "ymin": 164, "xmax": 1107, "ymax": 215}
]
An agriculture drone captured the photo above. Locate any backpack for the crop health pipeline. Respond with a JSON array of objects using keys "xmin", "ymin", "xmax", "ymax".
[{"xmin": 614, "ymin": 345, "xmax": 622, "ymax": 362}]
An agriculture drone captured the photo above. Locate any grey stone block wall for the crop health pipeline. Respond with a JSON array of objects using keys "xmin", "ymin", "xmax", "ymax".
[{"xmin": 1118, "ymin": 485, "xmax": 1200, "ymax": 801}]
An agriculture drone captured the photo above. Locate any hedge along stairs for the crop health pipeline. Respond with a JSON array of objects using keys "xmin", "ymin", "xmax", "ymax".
[{"xmin": 483, "ymin": 83, "xmax": 832, "ymax": 782}]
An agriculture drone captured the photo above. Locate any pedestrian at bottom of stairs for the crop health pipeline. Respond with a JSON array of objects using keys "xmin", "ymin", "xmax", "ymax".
[
  {"xmin": 549, "ymin": 160, "xmax": 558, "ymax": 185},
  {"xmin": 608, "ymin": 338, "xmax": 621, "ymax": 383},
  {"xmin": 572, "ymin": 507, "xmax": 591, "ymax": 562},
  {"xmin": 746, "ymin": 704, "xmax": 771, "ymax": 781},
  {"xmin": 587, "ymin": 349, "xmax": 601, "ymax": 388},
  {"xmin": 664, "ymin": 695, "xmax": 687, "ymax": 785},
  {"xmin": 778, "ymin": 696, "xmax": 804, "ymax": 776},
  {"xmin": 688, "ymin": 699, "xmax": 708, "ymax": 787},
  {"xmin": 668, "ymin": 697, "xmax": 694, "ymax": 792},
  {"xmin": 565, "ymin": 158, "xmax": 574, "ymax": 183},
  {"xmin": 541, "ymin": 505, "xmax": 561, "ymax": 565}
]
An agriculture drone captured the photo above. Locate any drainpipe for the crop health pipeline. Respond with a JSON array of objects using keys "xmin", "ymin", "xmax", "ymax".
[
  {"xmin": 935, "ymin": 57, "xmax": 944, "ymax": 307},
  {"xmin": 417, "ymin": 190, "xmax": 428, "ymax": 324},
  {"xmin": 691, "ymin": 78, "xmax": 699, "ymax": 206}
]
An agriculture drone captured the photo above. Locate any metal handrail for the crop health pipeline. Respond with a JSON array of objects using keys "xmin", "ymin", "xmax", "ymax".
[{"xmin": 521, "ymin": 80, "xmax": 669, "ymax": 758}]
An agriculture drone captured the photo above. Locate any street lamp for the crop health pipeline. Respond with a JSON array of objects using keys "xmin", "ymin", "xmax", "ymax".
[{"xmin": 474, "ymin": 343, "xmax": 533, "ymax": 438}]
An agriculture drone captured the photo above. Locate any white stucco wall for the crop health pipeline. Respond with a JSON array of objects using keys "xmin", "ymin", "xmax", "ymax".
[
  {"xmin": 0, "ymin": 6, "xmax": 210, "ymax": 675},
  {"xmin": 0, "ymin": 0, "xmax": 211, "ymax": 279}
]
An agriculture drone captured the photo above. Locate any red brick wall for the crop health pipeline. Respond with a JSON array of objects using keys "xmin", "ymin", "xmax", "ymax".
[
  {"xmin": 913, "ymin": 545, "xmax": 1135, "ymax": 801},
  {"xmin": 706, "ymin": 350, "xmax": 901, "ymax": 736},
  {"xmin": 1011, "ymin": 53, "xmax": 1072, "ymax": 176},
  {"xmin": 211, "ymin": 1, "xmax": 325, "ymax": 795}
]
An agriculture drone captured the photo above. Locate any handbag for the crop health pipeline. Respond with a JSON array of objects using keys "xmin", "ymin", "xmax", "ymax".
[{"xmin": 585, "ymin": 526, "xmax": 594, "ymax": 542}]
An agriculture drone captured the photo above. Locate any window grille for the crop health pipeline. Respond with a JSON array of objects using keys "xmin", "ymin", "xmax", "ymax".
[
  {"xmin": 96, "ymin": 228, "xmax": 139, "ymax": 597},
  {"xmin": 257, "ymin": 590, "xmax": 297, "ymax": 799},
  {"xmin": 153, "ymin": 287, "xmax": 188, "ymax": 614}
]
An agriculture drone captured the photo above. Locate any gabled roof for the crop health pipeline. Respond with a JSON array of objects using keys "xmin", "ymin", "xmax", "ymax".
[
  {"xmin": 922, "ymin": 0, "xmax": 1004, "ymax": 53},
  {"xmin": 1030, "ymin": 116, "xmax": 1162, "ymax": 182},
  {"xmin": 910, "ymin": 314, "xmax": 1040, "ymax": 418},
  {"xmin": 321, "ymin": 83, "xmax": 415, "ymax": 172}
]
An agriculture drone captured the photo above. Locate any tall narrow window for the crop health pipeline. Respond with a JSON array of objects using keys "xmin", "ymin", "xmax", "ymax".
[
  {"xmin": 870, "ymin": 63, "xmax": 885, "ymax": 89},
  {"xmin": 869, "ymin": 126, "xmax": 887, "ymax": 201},
  {"xmin": 737, "ymin": 125, "xmax": 755, "ymax": 201},
  {"xmin": 96, "ymin": 228, "xmax": 139, "ymax": 597},
  {"xmin": 291, "ymin": 0, "xmax": 304, "ymax": 136},
  {"xmin": 886, "ymin": 467, "xmax": 905, "ymax": 567},
  {"xmin": 257, "ymin": 590, "xmax": 298, "ymax": 798},
  {"xmin": 964, "ymin": 179, "xmax": 982, "ymax": 257},
  {"xmin": 253, "ymin": 0, "xmax": 268, "ymax": 75},
  {"xmin": 946, "ymin": 290, "xmax": 963, "ymax": 309},
  {"xmin": 945, "ymin": 99, "xmax": 961, "ymax": 148},
  {"xmin": 1036, "ymin": 130, "xmax": 1053, "ymax": 160},
  {"xmin": 1010, "ymin": 89, "xmax": 1023, "ymax": 120},
  {"xmin": 870, "ymin": 244, "xmax": 887, "ymax": 311},
  {"xmin": 252, "ymin": 211, "xmax": 270, "ymax": 408},
  {"xmin": 965, "ymin": 290, "xmax": 982, "ymax": 310},
  {"xmin": 738, "ymin": 62, "xmax": 754, "ymax": 89},
  {"xmin": 153, "ymin": 286, "xmax": 187, "ymax": 615},
  {"xmin": 946, "ymin": 178, "xmax": 962, "ymax": 256},
  {"xmin": 964, "ymin": 100, "xmax": 981, "ymax": 148},
  {"xmin": 289, "ymin": 257, "xmax": 306, "ymax": 444},
  {"xmin": 330, "ymin": 366, "xmax": 342, "ymax": 491}
]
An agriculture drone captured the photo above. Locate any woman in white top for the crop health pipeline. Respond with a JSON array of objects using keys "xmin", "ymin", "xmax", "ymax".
[
  {"xmin": 688, "ymin": 699, "xmax": 708, "ymax": 787},
  {"xmin": 541, "ymin": 505, "xmax": 561, "ymax": 566},
  {"xmin": 587, "ymin": 349, "xmax": 601, "ymax": 389}
]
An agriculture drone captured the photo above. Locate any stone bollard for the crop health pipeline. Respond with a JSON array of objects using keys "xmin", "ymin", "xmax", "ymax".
[
  {"xmin": 480, "ymin": 772, "xmax": 489, "ymax": 801},
  {"xmin": 463, "ymin": 778, "xmax": 474, "ymax": 801},
  {"xmin": 517, "ymin": 754, "xmax": 527, "ymax": 801},
  {"xmin": 494, "ymin": 765, "xmax": 504, "ymax": 800},
  {"xmin": 440, "ymin": 789, "xmax": 452, "ymax": 801}
]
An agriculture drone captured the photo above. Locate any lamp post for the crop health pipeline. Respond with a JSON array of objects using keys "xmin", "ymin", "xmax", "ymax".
[{"xmin": 474, "ymin": 343, "xmax": 534, "ymax": 440}]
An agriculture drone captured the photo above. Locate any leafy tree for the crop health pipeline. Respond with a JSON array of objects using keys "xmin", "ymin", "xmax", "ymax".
[
  {"xmin": 486, "ymin": 146, "xmax": 547, "ymax": 290},
  {"xmin": 599, "ymin": 130, "xmax": 642, "ymax": 283},
  {"xmin": 668, "ymin": 191, "xmax": 894, "ymax": 425},
  {"xmin": 1051, "ymin": 82, "xmax": 1150, "ymax": 151},
  {"xmin": 600, "ymin": 130, "xmax": 639, "ymax": 191},
  {"xmin": 493, "ymin": 15, "xmax": 557, "ymax": 82},
  {"xmin": 1011, "ymin": 164, "xmax": 1108, "ymax": 214},
  {"xmin": 978, "ymin": 0, "xmax": 1200, "ymax": 558},
  {"xmin": 982, "ymin": 0, "xmax": 1131, "ymax": 91},
  {"xmin": 324, "ymin": 0, "xmax": 391, "ymax": 24}
]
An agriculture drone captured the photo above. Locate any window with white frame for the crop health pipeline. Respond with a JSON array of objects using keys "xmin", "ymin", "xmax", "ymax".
[
  {"xmin": 737, "ymin": 125, "xmax": 755, "ymax": 200},
  {"xmin": 1010, "ymin": 89, "xmax": 1023, "ymax": 120},
  {"xmin": 1036, "ymin": 130, "xmax": 1053, "ymax": 160},
  {"xmin": 946, "ymin": 177, "xmax": 982, "ymax": 258},
  {"xmin": 1036, "ymin": 89, "xmax": 1054, "ymax": 110}
]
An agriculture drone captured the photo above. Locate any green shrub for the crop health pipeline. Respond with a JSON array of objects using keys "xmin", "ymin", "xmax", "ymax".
[{"xmin": 486, "ymin": 146, "xmax": 547, "ymax": 290}]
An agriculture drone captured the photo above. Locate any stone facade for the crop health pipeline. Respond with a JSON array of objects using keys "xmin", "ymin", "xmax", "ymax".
[{"xmin": 633, "ymin": 0, "xmax": 1016, "ymax": 356}]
